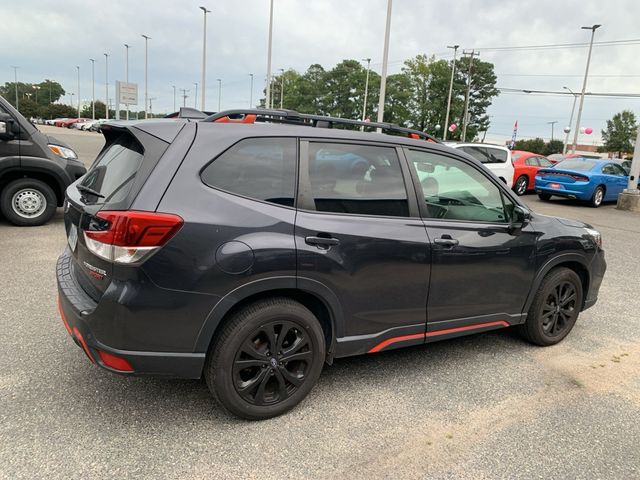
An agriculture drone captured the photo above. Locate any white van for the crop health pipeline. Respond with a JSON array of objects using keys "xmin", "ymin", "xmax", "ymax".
[{"xmin": 446, "ymin": 143, "xmax": 514, "ymax": 188}]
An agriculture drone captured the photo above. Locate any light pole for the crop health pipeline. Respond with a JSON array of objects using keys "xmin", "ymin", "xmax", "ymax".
[
  {"xmin": 76, "ymin": 65, "xmax": 80, "ymax": 118},
  {"xmin": 217, "ymin": 78, "xmax": 222, "ymax": 111},
  {"xmin": 104, "ymin": 53, "xmax": 109, "ymax": 120},
  {"xmin": 265, "ymin": 0, "xmax": 274, "ymax": 110},
  {"xmin": 278, "ymin": 69, "xmax": 284, "ymax": 109},
  {"xmin": 89, "ymin": 58, "xmax": 95, "ymax": 119},
  {"xmin": 461, "ymin": 50, "xmax": 476, "ymax": 142},
  {"xmin": 562, "ymin": 86, "xmax": 578, "ymax": 154},
  {"xmin": 194, "ymin": 83, "xmax": 198, "ymax": 108},
  {"xmin": 249, "ymin": 73, "xmax": 254, "ymax": 107},
  {"xmin": 172, "ymin": 85, "xmax": 176, "ymax": 112},
  {"xmin": 180, "ymin": 89, "xmax": 189, "ymax": 107},
  {"xmin": 124, "ymin": 43, "xmax": 130, "ymax": 120},
  {"xmin": 200, "ymin": 6, "xmax": 211, "ymax": 111},
  {"xmin": 11, "ymin": 66, "xmax": 18, "ymax": 111},
  {"xmin": 376, "ymin": 0, "xmax": 393, "ymax": 125},
  {"xmin": 32, "ymin": 85, "xmax": 40, "ymax": 104},
  {"xmin": 547, "ymin": 120, "xmax": 558, "ymax": 141},
  {"xmin": 571, "ymin": 24, "xmax": 601, "ymax": 154},
  {"xmin": 142, "ymin": 34, "xmax": 151, "ymax": 119},
  {"xmin": 443, "ymin": 44, "xmax": 459, "ymax": 140},
  {"xmin": 361, "ymin": 58, "xmax": 371, "ymax": 124}
]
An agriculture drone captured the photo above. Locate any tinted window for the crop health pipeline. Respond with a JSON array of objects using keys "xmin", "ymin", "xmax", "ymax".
[
  {"xmin": 459, "ymin": 146, "xmax": 507, "ymax": 164},
  {"xmin": 603, "ymin": 163, "xmax": 627, "ymax": 176},
  {"xmin": 408, "ymin": 149, "xmax": 509, "ymax": 223},
  {"xmin": 538, "ymin": 157, "xmax": 553, "ymax": 167},
  {"xmin": 80, "ymin": 133, "xmax": 144, "ymax": 204},
  {"xmin": 525, "ymin": 157, "xmax": 539, "ymax": 166},
  {"xmin": 201, "ymin": 137, "xmax": 296, "ymax": 207},
  {"xmin": 307, "ymin": 143, "xmax": 408, "ymax": 217},
  {"xmin": 556, "ymin": 159, "xmax": 596, "ymax": 171}
]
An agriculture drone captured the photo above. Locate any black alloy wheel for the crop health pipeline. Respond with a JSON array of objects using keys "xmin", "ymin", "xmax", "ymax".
[
  {"xmin": 520, "ymin": 267, "xmax": 583, "ymax": 346},
  {"xmin": 205, "ymin": 298, "xmax": 325, "ymax": 420}
]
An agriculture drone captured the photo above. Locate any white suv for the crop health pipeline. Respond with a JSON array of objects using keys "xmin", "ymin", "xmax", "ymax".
[{"xmin": 446, "ymin": 143, "xmax": 515, "ymax": 188}]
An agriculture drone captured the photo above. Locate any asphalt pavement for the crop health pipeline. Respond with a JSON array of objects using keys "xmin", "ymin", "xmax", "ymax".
[{"xmin": 1, "ymin": 126, "xmax": 639, "ymax": 479}]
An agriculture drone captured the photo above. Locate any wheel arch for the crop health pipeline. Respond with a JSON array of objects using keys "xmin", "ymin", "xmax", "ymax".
[{"xmin": 0, "ymin": 168, "xmax": 66, "ymax": 206}]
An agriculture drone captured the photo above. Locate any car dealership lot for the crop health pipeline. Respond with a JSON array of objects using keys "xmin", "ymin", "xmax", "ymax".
[{"xmin": 1, "ymin": 127, "xmax": 639, "ymax": 479}]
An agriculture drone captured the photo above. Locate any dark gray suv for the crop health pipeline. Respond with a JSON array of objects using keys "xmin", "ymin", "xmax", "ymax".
[{"xmin": 57, "ymin": 110, "xmax": 606, "ymax": 419}]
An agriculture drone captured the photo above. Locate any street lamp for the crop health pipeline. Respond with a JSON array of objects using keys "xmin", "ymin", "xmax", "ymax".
[
  {"xmin": 200, "ymin": 6, "xmax": 211, "ymax": 111},
  {"xmin": 217, "ymin": 78, "xmax": 222, "ymax": 111},
  {"xmin": 265, "ymin": 0, "xmax": 274, "ymax": 110},
  {"xmin": 172, "ymin": 84, "xmax": 176, "ymax": 112},
  {"xmin": 571, "ymin": 24, "xmax": 601, "ymax": 153},
  {"xmin": 104, "ymin": 53, "xmax": 109, "ymax": 120},
  {"xmin": 11, "ymin": 66, "xmax": 18, "ymax": 111},
  {"xmin": 76, "ymin": 65, "xmax": 80, "ymax": 118},
  {"xmin": 89, "ymin": 58, "xmax": 95, "ymax": 119},
  {"xmin": 376, "ymin": 0, "xmax": 393, "ymax": 125},
  {"xmin": 443, "ymin": 44, "xmax": 459, "ymax": 140},
  {"xmin": 562, "ymin": 86, "xmax": 578, "ymax": 154},
  {"xmin": 32, "ymin": 85, "xmax": 40, "ymax": 104},
  {"xmin": 124, "ymin": 43, "xmax": 131, "ymax": 120},
  {"xmin": 361, "ymin": 58, "xmax": 371, "ymax": 125},
  {"xmin": 547, "ymin": 120, "xmax": 558, "ymax": 141},
  {"xmin": 248, "ymin": 73, "xmax": 254, "ymax": 108},
  {"xmin": 278, "ymin": 69, "xmax": 284, "ymax": 109},
  {"xmin": 142, "ymin": 34, "xmax": 151, "ymax": 119},
  {"xmin": 194, "ymin": 82, "xmax": 198, "ymax": 108}
]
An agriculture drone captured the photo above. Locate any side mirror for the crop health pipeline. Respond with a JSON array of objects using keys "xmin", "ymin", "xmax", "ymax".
[
  {"xmin": 0, "ymin": 113, "xmax": 15, "ymax": 140},
  {"xmin": 511, "ymin": 205, "xmax": 531, "ymax": 230}
]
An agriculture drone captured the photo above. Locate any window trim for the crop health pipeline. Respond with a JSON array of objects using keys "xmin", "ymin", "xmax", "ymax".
[
  {"xmin": 403, "ymin": 146, "xmax": 523, "ymax": 225},
  {"xmin": 198, "ymin": 135, "xmax": 299, "ymax": 210},
  {"xmin": 296, "ymin": 139, "xmax": 420, "ymax": 219}
]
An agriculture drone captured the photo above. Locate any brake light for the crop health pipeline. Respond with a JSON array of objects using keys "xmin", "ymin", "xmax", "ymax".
[
  {"xmin": 571, "ymin": 174, "xmax": 589, "ymax": 181},
  {"xmin": 83, "ymin": 211, "xmax": 183, "ymax": 264}
]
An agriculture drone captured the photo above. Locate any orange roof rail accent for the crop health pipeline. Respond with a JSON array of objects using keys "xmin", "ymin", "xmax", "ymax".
[{"xmin": 213, "ymin": 114, "xmax": 257, "ymax": 124}]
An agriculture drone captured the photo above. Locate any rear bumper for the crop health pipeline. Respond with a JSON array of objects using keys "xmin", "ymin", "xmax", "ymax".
[
  {"xmin": 56, "ymin": 251, "xmax": 205, "ymax": 378},
  {"xmin": 535, "ymin": 181, "xmax": 592, "ymax": 200}
]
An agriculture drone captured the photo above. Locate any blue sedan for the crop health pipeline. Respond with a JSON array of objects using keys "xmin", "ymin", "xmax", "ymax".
[{"xmin": 535, "ymin": 158, "xmax": 631, "ymax": 207}]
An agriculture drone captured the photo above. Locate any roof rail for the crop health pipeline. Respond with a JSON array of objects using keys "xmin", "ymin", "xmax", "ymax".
[{"xmin": 202, "ymin": 108, "xmax": 440, "ymax": 143}]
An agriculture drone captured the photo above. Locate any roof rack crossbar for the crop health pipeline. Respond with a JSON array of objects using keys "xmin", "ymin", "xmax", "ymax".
[{"xmin": 202, "ymin": 109, "xmax": 440, "ymax": 143}]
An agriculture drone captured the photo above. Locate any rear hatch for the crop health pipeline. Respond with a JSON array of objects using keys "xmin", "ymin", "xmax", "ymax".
[{"xmin": 63, "ymin": 124, "xmax": 173, "ymax": 300}]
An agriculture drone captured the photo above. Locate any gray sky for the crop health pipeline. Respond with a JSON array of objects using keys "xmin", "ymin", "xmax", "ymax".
[{"xmin": 2, "ymin": 0, "xmax": 639, "ymax": 144}]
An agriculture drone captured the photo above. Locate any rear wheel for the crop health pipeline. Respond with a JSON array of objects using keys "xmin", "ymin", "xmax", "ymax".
[
  {"xmin": 519, "ymin": 267, "xmax": 583, "ymax": 346},
  {"xmin": 538, "ymin": 192, "xmax": 552, "ymax": 201},
  {"xmin": 590, "ymin": 186, "xmax": 605, "ymax": 208},
  {"xmin": 205, "ymin": 298, "xmax": 325, "ymax": 420},
  {"xmin": 514, "ymin": 175, "xmax": 528, "ymax": 196},
  {"xmin": 0, "ymin": 178, "xmax": 57, "ymax": 226}
]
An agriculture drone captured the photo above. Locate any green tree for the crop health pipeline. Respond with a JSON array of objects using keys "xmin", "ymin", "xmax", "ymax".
[
  {"xmin": 543, "ymin": 139, "xmax": 565, "ymax": 156},
  {"xmin": 80, "ymin": 100, "xmax": 116, "ymax": 119},
  {"xmin": 0, "ymin": 80, "xmax": 65, "ymax": 114},
  {"xmin": 514, "ymin": 138, "xmax": 546, "ymax": 154},
  {"xmin": 601, "ymin": 110, "xmax": 637, "ymax": 157}
]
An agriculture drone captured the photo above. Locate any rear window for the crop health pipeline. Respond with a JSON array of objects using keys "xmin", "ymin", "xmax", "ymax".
[
  {"xmin": 459, "ymin": 146, "xmax": 508, "ymax": 164},
  {"xmin": 555, "ymin": 159, "xmax": 596, "ymax": 171},
  {"xmin": 79, "ymin": 133, "xmax": 144, "ymax": 204}
]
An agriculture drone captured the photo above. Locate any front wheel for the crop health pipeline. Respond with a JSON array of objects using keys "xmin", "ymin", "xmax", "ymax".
[
  {"xmin": 0, "ymin": 178, "xmax": 57, "ymax": 226},
  {"xmin": 205, "ymin": 298, "xmax": 325, "ymax": 420},
  {"xmin": 514, "ymin": 175, "xmax": 529, "ymax": 196},
  {"xmin": 519, "ymin": 267, "xmax": 583, "ymax": 346}
]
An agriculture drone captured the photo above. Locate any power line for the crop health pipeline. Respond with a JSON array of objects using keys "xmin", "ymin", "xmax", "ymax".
[
  {"xmin": 498, "ymin": 73, "xmax": 640, "ymax": 78},
  {"xmin": 497, "ymin": 87, "xmax": 640, "ymax": 98},
  {"xmin": 472, "ymin": 38, "xmax": 640, "ymax": 52}
]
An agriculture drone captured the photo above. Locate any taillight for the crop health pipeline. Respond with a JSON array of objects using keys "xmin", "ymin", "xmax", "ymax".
[
  {"xmin": 571, "ymin": 174, "xmax": 589, "ymax": 181},
  {"xmin": 83, "ymin": 211, "xmax": 183, "ymax": 264}
]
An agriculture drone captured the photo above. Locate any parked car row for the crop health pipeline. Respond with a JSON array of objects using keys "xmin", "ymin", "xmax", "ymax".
[{"xmin": 44, "ymin": 117, "xmax": 108, "ymax": 132}]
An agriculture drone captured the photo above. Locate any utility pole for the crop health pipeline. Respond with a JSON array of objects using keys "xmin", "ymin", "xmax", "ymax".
[
  {"xmin": 443, "ymin": 44, "xmax": 459, "ymax": 140},
  {"xmin": 200, "ymin": 6, "xmax": 211, "ymax": 111},
  {"xmin": 361, "ymin": 58, "xmax": 371, "ymax": 123},
  {"xmin": 180, "ymin": 89, "xmax": 189, "ymax": 107},
  {"xmin": 142, "ymin": 34, "xmax": 151, "ymax": 119},
  {"xmin": 194, "ymin": 83, "xmax": 198, "ymax": 108},
  {"xmin": 104, "ymin": 53, "xmax": 109, "ymax": 120},
  {"xmin": 376, "ymin": 0, "xmax": 393, "ymax": 125},
  {"xmin": 249, "ymin": 73, "xmax": 254, "ymax": 108},
  {"xmin": 562, "ymin": 86, "xmax": 578, "ymax": 154},
  {"xmin": 89, "ymin": 58, "xmax": 95, "ymax": 119},
  {"xmin": 217, "ymin": 78, "xmax": 222, "ymax": 111},
  {"xmin": 76, "ymin": 66, "xmax": 81, "ymax": 118},
  {"xmin": 572, "ymin": 24, "xmax": 601, "ymax": 154},
  {"xmin": 265, "ymin": 0, "xmax": 274, "ymax": 109},
  {"xmin": 11, "ymin": 66, "xmax": 18, "ymax": 111},
  {"xmin": 124, "ymin": 43, "xmax": 130, "ymax": 120},
  {"xmin": 278, "ymin": 68, "xmax": 284, "ymax": 109},
  {"xmin": 547, "ymin": 120, "xmax": 558, "ymax": 141},
  {"xmin": 461, "ymin": 50, "xmax": 476, "ymax": 142},
  {"xmin": 172, "ymin": 85, "xmax": 176, "ymax": 112}
]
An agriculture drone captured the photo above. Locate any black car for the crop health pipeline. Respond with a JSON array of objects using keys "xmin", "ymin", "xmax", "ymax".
[
  {"xmin": 0, "ymin": 95, "xmax": 86, "ymax": 226},
  {"xmin": 57, "ymin": 110, "xmax": 606, "ymax": 420}
]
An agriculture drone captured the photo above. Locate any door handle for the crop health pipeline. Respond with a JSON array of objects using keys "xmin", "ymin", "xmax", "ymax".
[
  {"xmin": 305, "ymin": 235, "xmax": 340, "ymax": 247},
  {"xmin": 434, "ymin": 236, "xmax": 459, "ymax": 247}
]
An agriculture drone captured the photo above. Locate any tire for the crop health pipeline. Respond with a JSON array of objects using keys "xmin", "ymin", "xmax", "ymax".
[
  {"xmin": 205, "ymin": 298, "xmax": 326, "ymax": 420},
  {"xmin": 589, "ymin": 186, "xmax": 605, "ymax": 208},
  {"xmin": 538, "ymin": 192, "xmax": 552, "ymax": 201},
  {"xmin": 519, "ymin": 267, "xmax": 583, "ymax": 346},
  {"xmin": 0, "ymin": 178, "xmax": 57, "ymax": 226},
  {"xmin": 514, "ymin": 175, "xmax": 529, "ymax": 196}
]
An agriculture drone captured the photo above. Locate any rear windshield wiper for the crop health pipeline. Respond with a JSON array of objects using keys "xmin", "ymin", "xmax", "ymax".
[{"xmin": 76, "ymin": 184, "xmax": 105, "ymax": 198}]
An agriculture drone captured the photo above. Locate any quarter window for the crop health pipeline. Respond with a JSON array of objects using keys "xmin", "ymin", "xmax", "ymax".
[
  {"xmin": 407, "ymin": 149, "xmax": 509, "ymax": 223},
  {"xmin": 307, "ymin": 143, "xmax": 409, "ymax": 217},
  {"xmin": 201, "ymin": 137, "xmax": 297, "ymax": 207}
]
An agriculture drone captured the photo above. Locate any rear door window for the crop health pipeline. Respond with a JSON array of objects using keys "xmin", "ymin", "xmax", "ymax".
[
  {"xmin": 201, "ymin": 137, "xmax": 297, "ymax": 207},
  {"xmin": 79, "ymin": 133, "xmax": 144, "ymax": 204}
]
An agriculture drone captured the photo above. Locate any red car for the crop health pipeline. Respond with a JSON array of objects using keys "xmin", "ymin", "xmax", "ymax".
[
  {"xmin": 57, "ymin": 118, "xmax": 89, "ymax": 128},
  {"xmin": 511, "ymin": 150, "xmax": 554, "ymax": 196}
]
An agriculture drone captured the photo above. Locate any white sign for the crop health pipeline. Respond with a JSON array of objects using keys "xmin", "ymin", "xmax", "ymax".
[{"xmin": 116, "ymin": 81, "xmax": 138, "ymax": 106}]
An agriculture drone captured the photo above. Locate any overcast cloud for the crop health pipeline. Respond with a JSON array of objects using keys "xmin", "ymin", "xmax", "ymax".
[{"xmin": 2, "ymin": 0, "xmax": 639, "ymax": 143}]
